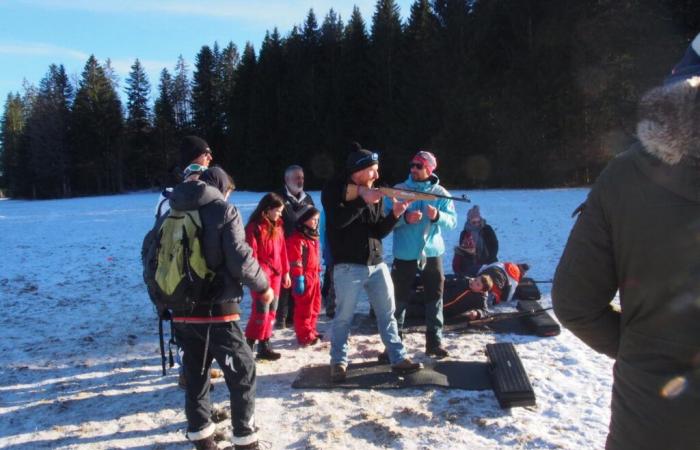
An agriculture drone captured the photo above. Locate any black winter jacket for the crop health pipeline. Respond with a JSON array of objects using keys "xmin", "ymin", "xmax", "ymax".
[
  {"xmin": 553, "ymin": 77, "xmax": 700, "ymax": 450},
  {"xmin": 165, "ymin": 181, "xmax": 269, "ymax": 317},
  {"xmin": 321, "ymin": 177, "xmax": 399, "ymax": 266},
  {"xmin": 274, "ymin": 187, "xmax": 315, "ymax": 237}
]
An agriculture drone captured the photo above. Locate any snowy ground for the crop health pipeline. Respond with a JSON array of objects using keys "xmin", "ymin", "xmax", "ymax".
[{"xmin": 0, "ymin": 188, "xmax": 615, "ymax": 450}]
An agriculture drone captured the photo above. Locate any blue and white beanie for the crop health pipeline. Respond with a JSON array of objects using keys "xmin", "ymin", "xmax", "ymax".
[{"xmin": 665, "ymin": 33, "xmax": 700, "ymax": 86}]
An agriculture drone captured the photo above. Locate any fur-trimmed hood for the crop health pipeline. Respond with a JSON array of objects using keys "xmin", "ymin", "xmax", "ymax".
[{"xmin": 636, "ymin": 76, "xmax": 700, "ymax": 165}]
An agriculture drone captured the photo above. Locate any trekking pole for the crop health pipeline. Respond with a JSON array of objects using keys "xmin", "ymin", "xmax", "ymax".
[{"xmin": 531, "ymin": 279, "xmax": 553, "ymax": 284}]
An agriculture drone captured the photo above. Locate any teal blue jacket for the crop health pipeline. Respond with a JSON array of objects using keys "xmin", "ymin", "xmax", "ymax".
[{"xmin": 384, "ymin": 175, "xmax": 457, "ymax": 261}]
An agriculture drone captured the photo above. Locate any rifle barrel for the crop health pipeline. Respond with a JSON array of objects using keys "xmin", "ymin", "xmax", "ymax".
[{"xmin": 385, "ymin": 186, "xmax": 470, "ymax": 203}]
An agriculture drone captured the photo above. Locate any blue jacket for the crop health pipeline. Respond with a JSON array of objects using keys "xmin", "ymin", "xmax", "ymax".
[{"xmin": 384, "ymin": 175, "xmax": 457, "ymax": 261}]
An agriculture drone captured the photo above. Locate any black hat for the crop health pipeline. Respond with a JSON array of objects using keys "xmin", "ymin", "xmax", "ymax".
[
  {"xmin": 200, "ymin": 166, "xmax": 234, "ymax": 195},
  {"xmin": 297, "ymin": 205, "xmax": 320, "ymax": 225},
  {"xmin": 665, "ymin": 33, "xmax": 700, "ymax": 86},
  {"xmin": 179, "ymin": 135, "xmax": 212, "ymax": 167},
  {"xmin": 346, "ymin": 142, "xmax": 379, "ymax": 174}
]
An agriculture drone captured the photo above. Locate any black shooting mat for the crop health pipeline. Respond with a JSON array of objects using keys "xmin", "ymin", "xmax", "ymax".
[
  {"xmin": 351, "ymin": 311, "xmax": 535, "ymax": 336},
  {"xmin": 292, "ymin": 360, "xmax": 492, "ymax": 390}
]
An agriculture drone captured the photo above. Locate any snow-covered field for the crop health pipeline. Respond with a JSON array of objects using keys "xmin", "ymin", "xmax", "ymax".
[{"xmin": 0, "ymin": 188, "xmax": 615, "ymax": 450}]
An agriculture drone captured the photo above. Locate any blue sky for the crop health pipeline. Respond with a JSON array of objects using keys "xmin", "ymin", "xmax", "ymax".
[{"xmin": 0, "ymin": 0, "xmax": 414, "ymax": 105}]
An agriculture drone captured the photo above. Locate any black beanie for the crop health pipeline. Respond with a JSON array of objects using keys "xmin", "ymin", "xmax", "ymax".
[
  {"xmin": 345, "ymin": 141, "xmax": 378, "ymax": 174},
  {"xmin": 297, "ymin": 205, "xmax": 320, "ymax": 226},
  {"xmin": 200, "ymin": 166, "xmax": 234, "ymax": 195},
  {"xmin": 179, "ymin": 135, "xmax": 211, "ymax": 167}
]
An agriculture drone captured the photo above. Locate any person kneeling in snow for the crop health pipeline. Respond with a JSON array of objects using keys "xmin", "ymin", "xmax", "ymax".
[{"xmin": 452, "ymin": 205, "xmax": 499, "ymax": 277}]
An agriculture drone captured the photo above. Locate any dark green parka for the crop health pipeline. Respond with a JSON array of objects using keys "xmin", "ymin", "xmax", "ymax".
[{"xmin": 552, "ymin": 78, "xmax": 700, "ymax": 450}]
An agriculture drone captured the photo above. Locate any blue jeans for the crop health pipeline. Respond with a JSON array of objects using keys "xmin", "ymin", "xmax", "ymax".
[{"xmin": 330, "ymin": 262, "xmax": 407, "ymax": 366}]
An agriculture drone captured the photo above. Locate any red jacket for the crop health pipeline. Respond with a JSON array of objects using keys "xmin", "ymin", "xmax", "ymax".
[
  {"xmin": 245, "ymin": 220, "xmax": 289, "ymax": 294},
  {"xmin": 286, "ymin": 230, "xmax": 321, "ymax": 278}
]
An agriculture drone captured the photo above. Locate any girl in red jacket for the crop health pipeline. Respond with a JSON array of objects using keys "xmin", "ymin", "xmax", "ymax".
[
  {"xmin": 287, "ymin": 206, "xmax": 322, "ymax": 346},
  {"xmin": 244, "ymin": 192, "xmax": 291, "ymax": 360}
]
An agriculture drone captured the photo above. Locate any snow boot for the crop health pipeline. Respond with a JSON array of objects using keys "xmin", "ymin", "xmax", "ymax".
[
  {"xmin": 391, "ymin": 358, "xmax": 423, "ymax": 375},
  {"xmin": 234, "ymin": 441, "xmax": 259, "ymax": 449},
  {"xmin": 256, "ymin": 340, "xmax": 281, "ymax": 361},
  {"xmin": 330, "ymin": 363, "xmax": 347, "ymax": 382},
  {"xmin": 426, "ymin": 335, "xmax": 449, "ymax": 359},
  {"xmin": 191, "ymin": 436, "xmax": 218, "ymax": 450}
]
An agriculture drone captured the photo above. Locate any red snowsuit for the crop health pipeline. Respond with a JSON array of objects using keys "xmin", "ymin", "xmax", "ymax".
[
  {"xmin": 286, "ymin": 230, "xmax": 321, "ymax": 345},
  {"xmin": 244, "ymin": 220, "xmax": 289, "ymax": 341}
]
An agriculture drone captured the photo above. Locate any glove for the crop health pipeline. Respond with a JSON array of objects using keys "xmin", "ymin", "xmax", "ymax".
[{"xmin": 293, "ymin": 275, "xmax": 305, "ymax": 295}]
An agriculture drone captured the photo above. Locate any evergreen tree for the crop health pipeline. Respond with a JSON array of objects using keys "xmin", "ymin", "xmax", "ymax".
[
  {"xmin": 369, "ymin": 0, "xmax": 404, "ymax": 179},
  {"xmin": 0, "ymin": 93, "xmax": 27, "ymax": 196},
  {"xmin": 70, "ymin": 55, "xmax": 124, "ymax": 194},
  {"xmin": 217, "ymin": 41, "xmax": 239, "ymax": 170},
  {"xmin": 256, "ymin": 29, "xmax": 286, "ymax": 186},
  {"xmin": 124, "ymin": 58, "xmax": 153, "ymax": 188},
  {"xmin": 228, "ymin": 43, "xmax": 260, "ymax": 187},
  {"xmin": 192, "ymin": 44, "xmax": 224, "ymax": 156},
  {"xmin": 172, "ymin": 55, "xmax": 192, "ymax": 132},
  {"xmin": 313, "ymin": 9, "xmax": 345, "ymax": 183},
  {"xmin": 25, "ymin": 64, "xmax": 73, "ymax": 198},
  {"xmin": 398, "ymin": 0, "xmax": 442, "ymax": 156},
  {"xmin": 153, "ymin": 68, "xmax": 178, "ymax": 185},
  {"xmin": 339, "ymin": 6, "xmax": 374, "ymax": 147}
]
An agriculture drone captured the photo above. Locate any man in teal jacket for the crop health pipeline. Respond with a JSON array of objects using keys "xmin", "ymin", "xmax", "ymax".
[{"xmin": 385, "ymin": 151, "xmax": 457, "ymax": 358}]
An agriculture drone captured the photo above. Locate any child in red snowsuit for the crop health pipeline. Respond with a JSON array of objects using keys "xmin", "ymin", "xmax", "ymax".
[
  {"xmin": 286, "ymin": 206, "xmax": 322, "ymax": 346},
  {"xmin": 244, "ymin": 192, "xmax": 291, "ymax": 360}
]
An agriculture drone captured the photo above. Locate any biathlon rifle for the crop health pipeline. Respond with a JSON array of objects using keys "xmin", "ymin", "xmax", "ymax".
[
  {"xmin": 345, "ymin": 184, "xmax": 470, "ymax": 203},
  {"xmin": 469, "ymin": 307, "xmax": 554, "ymax": 326}
]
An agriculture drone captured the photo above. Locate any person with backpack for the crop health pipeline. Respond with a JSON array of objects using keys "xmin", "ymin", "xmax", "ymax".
[
  {"xmin": 384, "ymin": 151, "xmax": 457, "ymax": 359},
  {"xmin": 146, "ymin": 166, "xmax": 272, "ymax": 450},
  {"xmin": 244, "ymin": 192, "xmax": 291, "ymax": 361},
  {"xmin": 152, "ymin": 136, "xmax": 219, "ymax": 388},
  {"xmin": 286, "ymin": 205, "xmax": 322, "ymax": 346}
]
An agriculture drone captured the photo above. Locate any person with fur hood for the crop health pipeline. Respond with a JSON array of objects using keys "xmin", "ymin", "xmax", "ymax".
[
  {"xmin": 452, "ymin": 205, "xmax": 499, "ymax": 277},
  {"xmin": 552, "ymin": 34, "xmax": 700, "ymax": 450}
]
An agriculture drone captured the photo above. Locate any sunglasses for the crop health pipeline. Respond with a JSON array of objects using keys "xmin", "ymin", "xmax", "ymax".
[
  {"xmin": 409, "ymin": 162, "xmax": 424, "ymax": 170},
  {"xmin": 184, "ymin": 163, "xmax": 207, "ymax": 176}
]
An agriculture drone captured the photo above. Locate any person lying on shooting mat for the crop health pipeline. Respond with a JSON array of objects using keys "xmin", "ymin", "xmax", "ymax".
[
  {"xmin": 443, "ymin": 274, "xmax": 495, "ymax": 320},
  {"xmin": 409, "ymin": 274, "xmax": 494, "ymax": 321},
  {"xmin": 477, "ymin": 262, "xmax": 529, "ymax": 304}
]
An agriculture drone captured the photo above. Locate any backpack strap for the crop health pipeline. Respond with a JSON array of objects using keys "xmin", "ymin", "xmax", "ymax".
[{"xmin": 156, "ymin": 189, "xmax": 171, "ymax": 219}]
